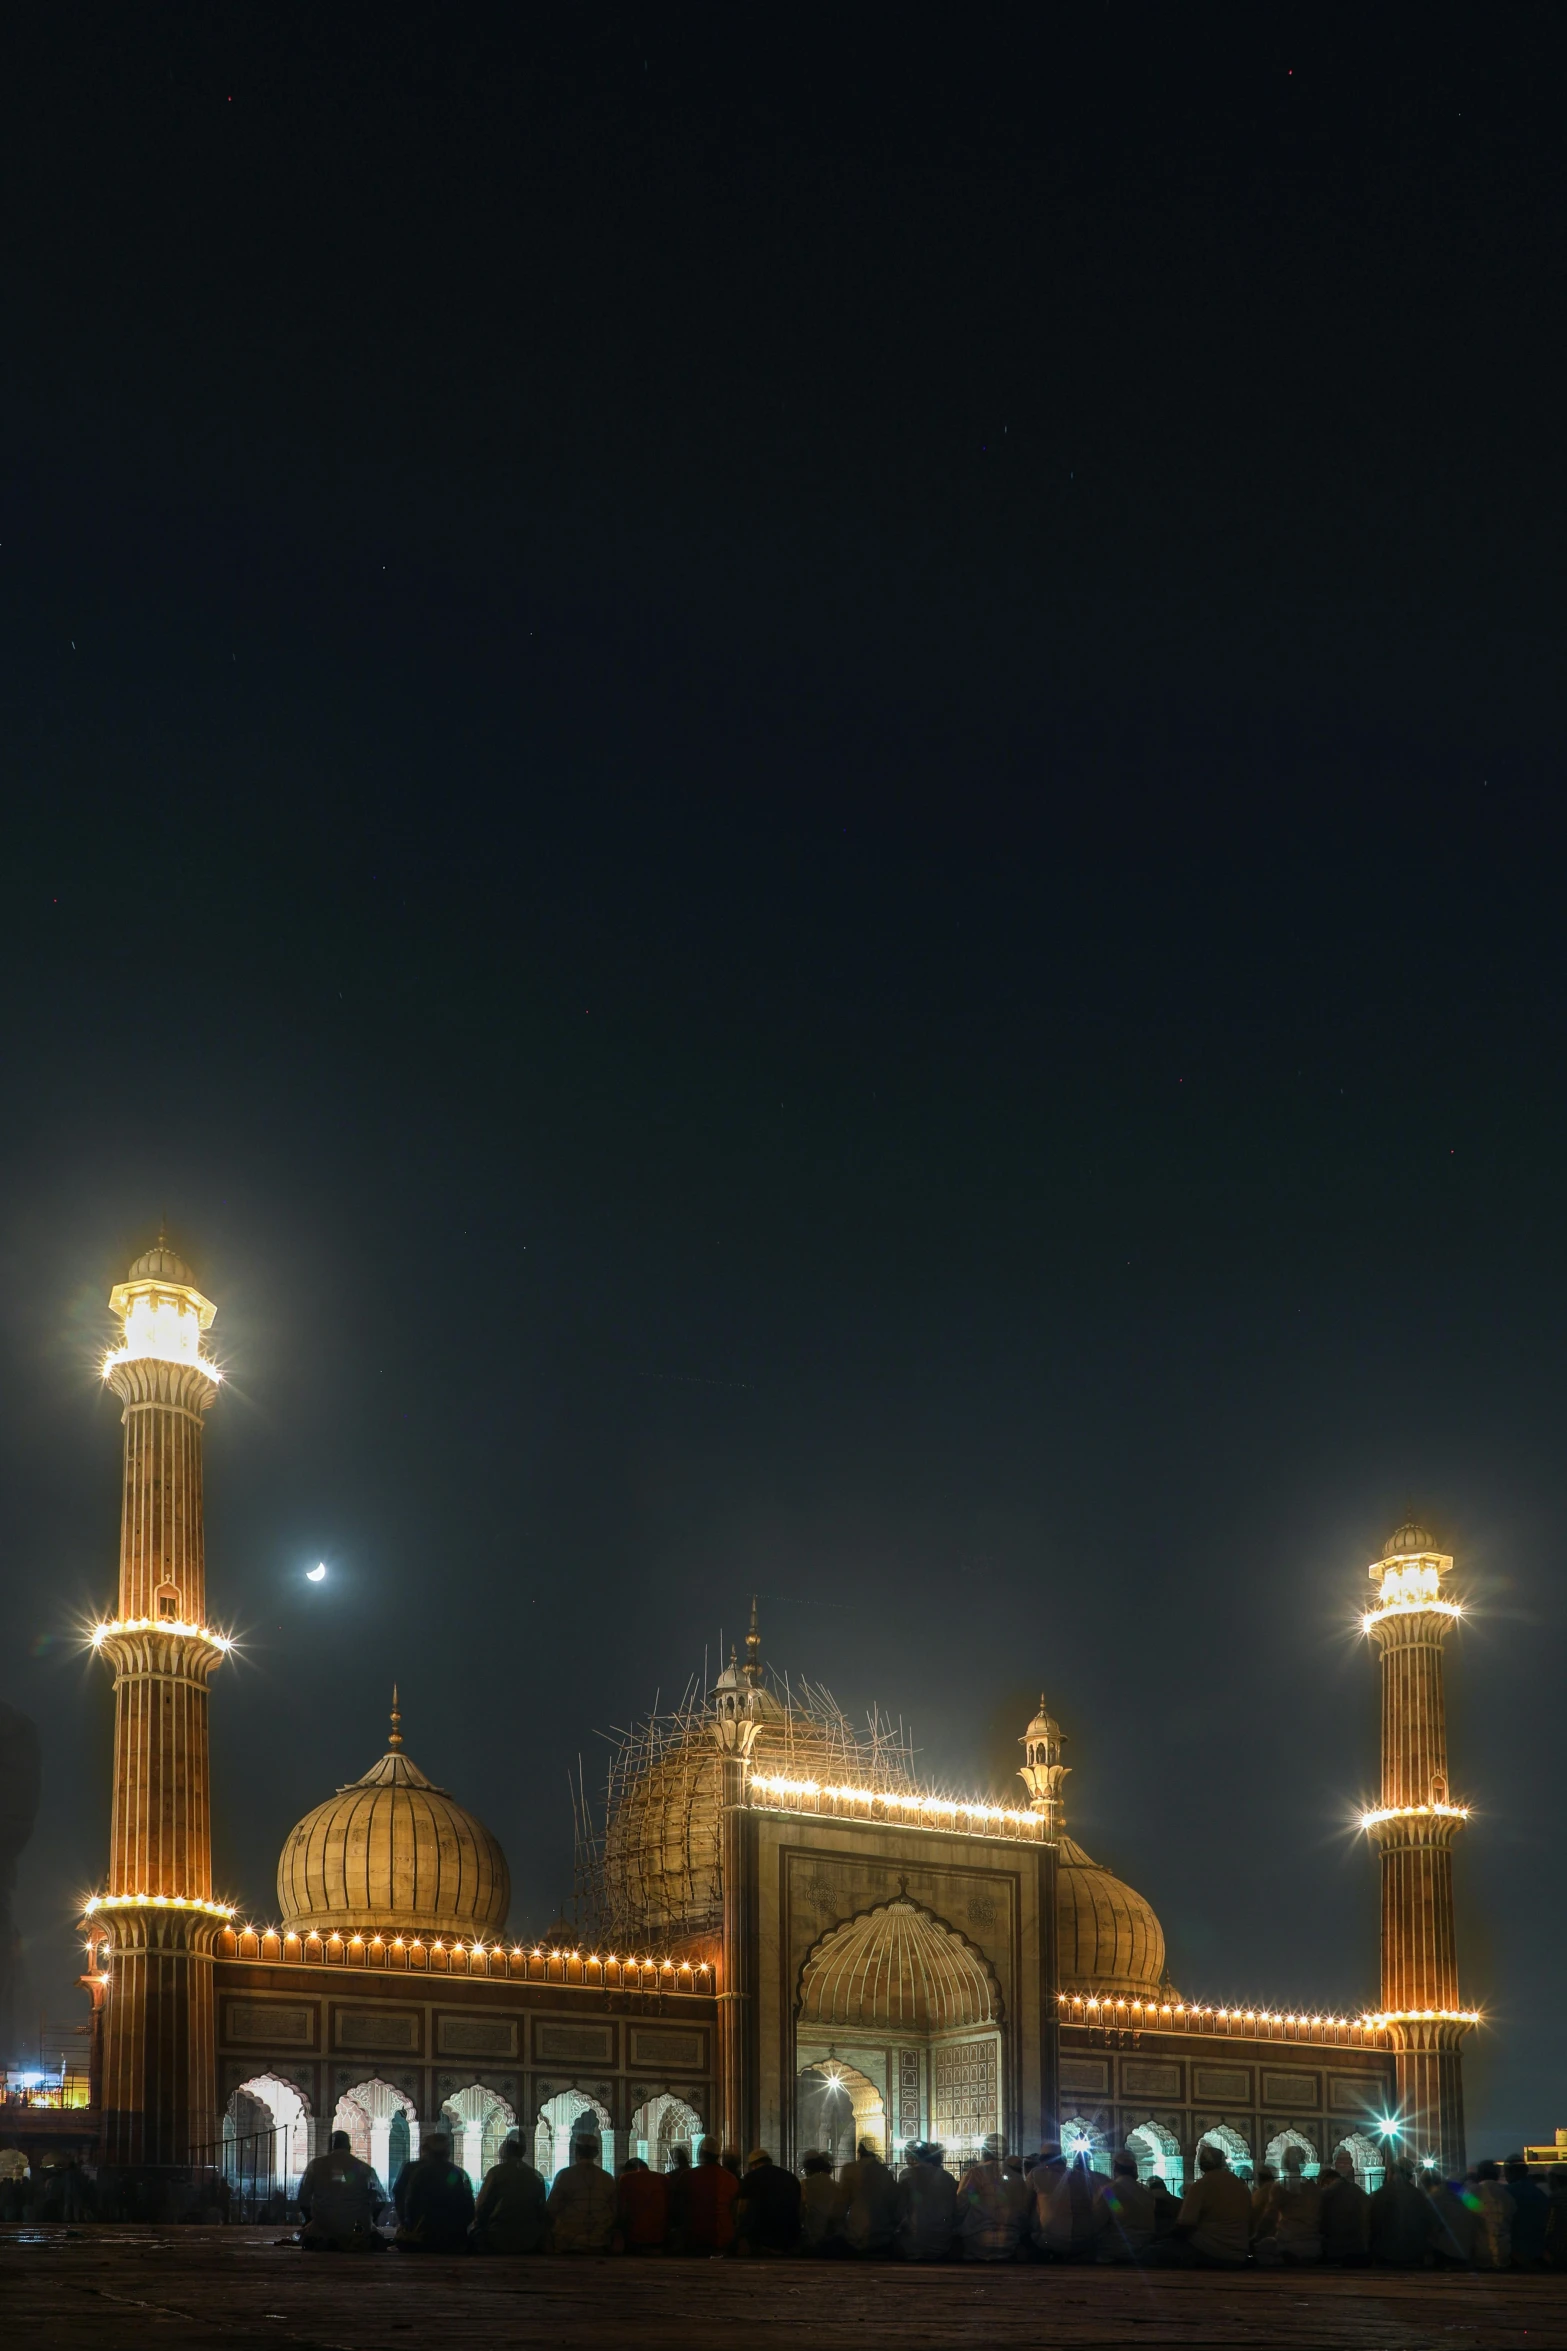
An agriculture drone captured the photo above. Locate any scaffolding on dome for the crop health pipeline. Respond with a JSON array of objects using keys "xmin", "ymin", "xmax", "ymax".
[{"xmin": 576, "ymin": 1666, "xmax": 919, "ymax": 1947}]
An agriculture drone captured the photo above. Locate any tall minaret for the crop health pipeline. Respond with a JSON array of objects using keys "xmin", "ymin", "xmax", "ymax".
[
  {"xmin": 90, "ymin": 1238, "xmax": 230, "ymax": 2171},
  {"xmin": 1363, "ymin": 1521, "xmax": 1474, "ymax": 2174}
]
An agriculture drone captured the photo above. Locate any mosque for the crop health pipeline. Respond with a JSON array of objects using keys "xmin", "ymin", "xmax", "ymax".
[{"xmin": 72, "ymin": 1242, "xmax": 1478, "ymax": 2203}]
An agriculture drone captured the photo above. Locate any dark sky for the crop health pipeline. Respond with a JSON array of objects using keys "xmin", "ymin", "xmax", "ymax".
[{"xmin": 2, "ymin": 7, "xmax": 1564, "ymax": 2149}]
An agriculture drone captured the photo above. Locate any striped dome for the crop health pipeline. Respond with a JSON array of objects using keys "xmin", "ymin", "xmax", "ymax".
[
  {"xmin": 799, "ymin": 1899, "xmax": 998, "ymax": 2032},
  {"xmin": 1056, "ymin": 1835, "xmax": 1165, "ymax": 1996},
  {"xmin": 276, "ymin": 1739, "xmax": 509, "ymax": 1940}
]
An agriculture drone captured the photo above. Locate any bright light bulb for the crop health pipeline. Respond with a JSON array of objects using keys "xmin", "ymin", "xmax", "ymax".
[{"xmin": 307, "ymin": 1564, "xmax": 327, "ymax": 1583}]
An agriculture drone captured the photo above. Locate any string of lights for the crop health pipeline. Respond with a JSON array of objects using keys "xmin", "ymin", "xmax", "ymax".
[
  {"xmin": 90, "ymin": 1618, "xmax": 234, "ymax": 1652},
  {"xmin": 748, "ymin": 1771, "xmax": 1044, "ymax": 1834},
  {"xmin": 1359, "ymin": 1801, "xmax": 1469, "ymax": 1829},
  {"xmin": 215, "ymin": 1924, "xmax": 712, "ymax": 1979},
  {"xmin": 84, "ymin": 1893, "xmax": 235, "ymax": 1919}
]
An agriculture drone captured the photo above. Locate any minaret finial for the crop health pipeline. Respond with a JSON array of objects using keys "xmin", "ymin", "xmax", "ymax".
[{"xmin": 389, "ymin": 1685, "xmax": 403, "ymax": 1750}]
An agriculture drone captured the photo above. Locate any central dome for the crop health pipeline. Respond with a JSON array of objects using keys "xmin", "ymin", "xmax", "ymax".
[
  {"xmin": 277, "ymin": 1701, "xmax": 509, "ymax": 1940},
  {"xmin": 598, "ymin": 1609, "xmax": 919, "ymax": 1944}
]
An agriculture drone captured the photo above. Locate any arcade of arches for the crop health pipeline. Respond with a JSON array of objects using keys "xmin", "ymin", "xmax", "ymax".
[{"xmin": 1060, "ymin": 2110, "xmax": 1388, "ymax": 2195}]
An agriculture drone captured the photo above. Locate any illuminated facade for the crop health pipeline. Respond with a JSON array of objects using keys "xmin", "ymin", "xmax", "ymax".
[{"xmin": 70, "ymin": 1242, "xmax": 1473, "ymax": 2199}]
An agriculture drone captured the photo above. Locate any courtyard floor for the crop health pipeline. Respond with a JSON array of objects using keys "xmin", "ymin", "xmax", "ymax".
[{"xmin": 2, "ymin": 2227, "xmax": 1563, "ymax": 2349}]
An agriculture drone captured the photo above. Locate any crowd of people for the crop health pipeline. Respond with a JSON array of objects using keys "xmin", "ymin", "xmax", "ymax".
[{"xmin": 288, "ymin": 2124, "xmax": 1567, "ymax": 2270}]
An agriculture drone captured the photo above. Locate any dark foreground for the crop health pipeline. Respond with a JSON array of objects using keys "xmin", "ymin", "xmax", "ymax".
[{"xmin": 2, "ymin": 2229, "xmax": 1564, "ymax": 2350}]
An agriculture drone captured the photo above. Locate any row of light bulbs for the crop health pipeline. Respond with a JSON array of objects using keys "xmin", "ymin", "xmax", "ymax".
[
  {"xmin": 90, "ymin": 1618, "xmax": 234, "ymax": 1651},
  {"xmin": 750, "ymin": 1772, "xmax": 1042, "ymax": 1829},
  {"xmin": 224, "ymin": 1925, "xmax": 711, "ymax": 1970},
  {"xmin": 1358, "ymin": 1801, "xmax": 1470, "ymax": 1828}
]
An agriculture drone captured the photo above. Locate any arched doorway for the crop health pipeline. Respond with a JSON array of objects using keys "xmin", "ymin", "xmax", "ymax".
[
  {"xmin": 795, "ymin": 1897, "xmax": 1001, "ymax": 2163},
  {"xmin": 334, "ymin": 2078, "xmax": 421, "ymax": 2191},
  {"xmin": 1332, "ymin": 2131, "xmax": 1385, "ymax": 2193},
  {"xmin": 630, "ymin": 2092, "xmax": 704, "ymax": 2171},
  {"xmin": 796, "ymin": 2059, "xmax": 886, "ymax": 2169},
  {"xmin": 1198, "ymin": 2123, "xmax": 1253, "ymax": 2182},
  {"xmin": 224, "ymin": 2073, "xmax": 310, "ymax": 2198},
  {"xmin": 1124, "ymin": 2119, "xmax": 1183, "ymax": 2191},
  {"xmin": 1061, "ymin": 2115, "xmax": 1113, "ymax": 2177},
  {"xmin": 535, "ymin": 2089, "xmax": 611, "ymax": 2183},
  {"xmin": 442, "ymin": 2084, "xmax": 518, "ymax": 2190},
  {"xmin": 1264, "ymin": 2127, "xmax": 1319, "ymax": 2178}
]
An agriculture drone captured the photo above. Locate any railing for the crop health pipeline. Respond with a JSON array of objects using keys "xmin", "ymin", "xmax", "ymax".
[
  {"xmin": 0, "ymin": 2076, "xmax": 92, "ymax": 2110},
  {"xmin": 215, "ymin": 1926, "xmax": 714, "ymax": 1991},
  {"xmin": 189, "ymin": 2126, "xmax": 293, "ymax": 2222},
  {"xmin": 1058, "ymin": 1992, "xmax": 1389, "ymax": 2049}
]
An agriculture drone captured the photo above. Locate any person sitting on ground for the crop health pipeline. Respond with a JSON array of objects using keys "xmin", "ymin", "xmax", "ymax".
[
  {"xmin": 1544, "ymin": 2164, "xmax": 1567, "ymax": 2269},
  {"xmin": 1253, "ymin": 2146, "xmax": 1322, "ymax": 2265},
  {"xmin": 664, "ymin": 2144, "xmax": 693, "ymax": 2255},
  {"xmin": 0, "ymin": 2149, "xmax": 30, "ymax": 2225},
  {"xmin": 896, "ymin": 2141, "xmax": 958, "ymax": 2262},
  {"xmin": 395, "ymin": 2132, "xmax": 474, "ymax": 2253},
  {"xmin": 1249, "ymin": 2163, "xmax": 1277, "ymax": 2245},
  {"xmin": 1319, "ymin": 2149, "xmax": 1370, "ymax": 2265},
  {"xmin": 1469, "ymin": 2158, "xmax": 1515, "ymax": 2271},
  {"xmin": 617, "ymin": 2154, "xmax": 668, "ymax": 2253},
  {"xmin": 1146, "ymin": 2171, "xmax": 1181, "ymax": 2241},
  {"xmin": 1033, "ymin": 2148, "xmax": 1096, "ymax": 2261},
  {"xmin": 1368, "ymin": 2159, "xmax": 1437, "ymax": 2268},
  {"xmin": 798, "ymin": 2149, "xmax": 849, "ymax": 2255},
  {"xmin": 1421, "ymin": 2167, "xmax": 1476, "ymax": 2267},
  {"xmin": 1166, "ymin": 2140, "xmax": 1252, "ymax": 2267},
  {"xmin": 839, "ymin": 2137, "xmax": 897, "ymax": 2257},
  {"xmin": 473, "ymin": 2135, "xmax": 547, "ymax": 2255},
  {"xmin": 685, "ymin": 2136, "xmax": 740, "ymax": 2255},
  {"xmin": 734, "ymin": 2145, "xmax": 801, "ymax": 2256},
  {"xmin": 957, "ymin": 2132, "xmax": 1032, "ymax": 2261},
  {"xmin": 1092, "ymin": 2153, "xmax": 1156, "ymax": 2265},
  {"xmin": 546, "ymin": 2131, "xmax": 619, "ymax": 2253},
  {"xmin": 1504, "ymin": 2158, "xmax": 1549, "ymax": 2269},
  {"xmin": 298, "ymin": 2128, "xmax": 387, "ymax": 2252}
]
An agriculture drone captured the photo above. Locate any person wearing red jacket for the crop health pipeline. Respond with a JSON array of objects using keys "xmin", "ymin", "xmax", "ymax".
[{"xmin": 685, "ymin": 2136, "xmax": 740, "ymax": 2254}]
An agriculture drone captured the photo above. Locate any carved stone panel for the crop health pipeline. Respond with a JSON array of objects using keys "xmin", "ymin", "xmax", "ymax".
[{"xmin": 334, "ymin": 2008, "xmax": 422, "ymax": 2054}]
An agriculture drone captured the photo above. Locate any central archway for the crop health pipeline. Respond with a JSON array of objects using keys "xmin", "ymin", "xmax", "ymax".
[{"xmin": 795, "ymin": 1898, "xmax": 1002, "ymax": 2162}]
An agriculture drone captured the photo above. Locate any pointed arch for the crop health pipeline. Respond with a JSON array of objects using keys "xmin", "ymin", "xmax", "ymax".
[
  {"xmin": 333, "ymin": 2077, "xmax": 420, "ymax": 2188},
  {"xmin": 441, "ymin": 2083, "xmax": 518, "ymax": 2189},
  {"xmin": 534, "ymin": 2088, "xmax": 612, "ymax": 2183}
]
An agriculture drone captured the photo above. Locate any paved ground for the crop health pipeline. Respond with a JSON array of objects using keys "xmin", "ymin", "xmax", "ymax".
[{"xmin": 2, "ymin": 2228, "xmax": 1563, "ymax": 2348}]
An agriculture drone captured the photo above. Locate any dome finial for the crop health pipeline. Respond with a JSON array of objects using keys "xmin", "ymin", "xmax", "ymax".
[
  {"xmin": 389, "ymin": 1684, "xmax": 403, "ymax": 1750},
  {"xmin": 742, "ymin": 1594, "xmax": 763, "ymax": 1688}
]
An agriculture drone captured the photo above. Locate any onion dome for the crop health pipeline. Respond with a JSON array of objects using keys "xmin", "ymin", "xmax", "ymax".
[
  {"xmin": 276, "ymin": 1690, "xmax": 509, "ymax": 1939},
  {"xmin": 1384, "ymin": 1521, "xmax": 1435, "ymax": 1558},
  {"xmin": 1024, "ymin": 1698, "xmax": 1061, "ymax": 1746},
  {"xmin": 1056, "ymin": 1835, "xmax": 1166, "ymax": 1997},
  {"xmin": 125, "ymin": 1235, "xmax": 197, "ymax": 1286}
]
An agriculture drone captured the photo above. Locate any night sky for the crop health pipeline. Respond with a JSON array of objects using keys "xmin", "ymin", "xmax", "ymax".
[{"xmin": 2, "ymin": 9, "xmax": 1564, "ymax": 2151}]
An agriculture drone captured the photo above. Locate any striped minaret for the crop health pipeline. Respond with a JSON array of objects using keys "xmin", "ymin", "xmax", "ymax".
[
  {"xmin": 1363, "ymin": 1521, "xmax": 1474, "ymax": 2175},
  {"xmin": 91, "ymin": 1237, "xmax": 230, "ymax": 2171}
]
